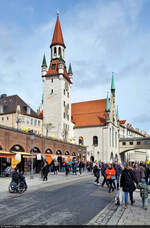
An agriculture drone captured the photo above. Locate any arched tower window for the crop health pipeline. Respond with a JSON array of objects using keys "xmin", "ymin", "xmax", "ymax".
[
  {"xmin": 93, "ymin": 136, "xmax": 98, "ymax": 146},
  {"xmin": 58, "ymin": 47, "xmax": 61, "ymax": 56},
  {"xmin": 54, "ymin": 47, "xmax": 57, "ymax": 56}
]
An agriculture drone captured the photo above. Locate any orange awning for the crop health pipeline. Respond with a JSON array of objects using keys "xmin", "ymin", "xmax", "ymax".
[{"xmin": 0, "ymin": 151, "xmax": 15, "ymax": 158}]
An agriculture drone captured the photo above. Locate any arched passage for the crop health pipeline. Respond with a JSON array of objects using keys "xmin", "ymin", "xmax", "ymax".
[
  {"xmin": 56, "ymin": 150, "xmax": 62, "ymax": 155},
  {"xmin": 45, "ymin": 148, "xmax": 53, "ymax": 154},
  {"xmin": 65, "ymin": 151, "xmax": 70, "ymax": 155}
]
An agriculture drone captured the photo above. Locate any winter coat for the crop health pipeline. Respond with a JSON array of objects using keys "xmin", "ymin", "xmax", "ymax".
[
  {"xmin": 114, "ymin": 164, "xmax": 122, "ymax": 176},
  {"xmin": 42, "ymin": 164, "xmax": 49, "ymax": 176},
  {"xmin": 140, "ymin": 166, "xmax": 146, "ymax": 179},
  {"xmin": 101, "ymin": 165, "xmax": 107, "ymax": 177},
  {"xmin": 105, "ymin": 167, "xmax": 115, "ymax": 180},
  {"xmin": 120, "ymin": 168, "xmax": 138, "ymax": 193},
  {"xmin": 134, "ymin": 168, "xmax": 141, "ymax": 183},
  {"xmin": 93, "ymin": 165, "xmax": 100, "ymax": 177},
  {"xmin": 137, "ymin": 182, "xmax": 150, "ymax": 198}
]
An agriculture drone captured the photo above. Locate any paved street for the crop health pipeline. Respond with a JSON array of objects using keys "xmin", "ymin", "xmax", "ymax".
[{"xmin": 0, "ymin": 175, "xmax": 114, "ymax": 225}]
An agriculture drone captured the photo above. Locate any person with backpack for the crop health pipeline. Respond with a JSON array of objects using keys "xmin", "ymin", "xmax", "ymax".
[
  {"xmin": 93, "ymin": 162, "xmax": 100, "ymax": 186},
  {"xmin": 120, "ymin": 163, "xmax": 138, "ymax": 208}
]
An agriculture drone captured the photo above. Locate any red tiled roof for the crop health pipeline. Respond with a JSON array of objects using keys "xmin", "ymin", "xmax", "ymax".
[
  {"xmin": 50, "ymin": 16, "xmax": 65, "ymax": 48},
  {"xmin": 120, "ymin": 120, "xmax": 126, "ymax": 124},
  {"xmin": 71, "ymin": 99, "xmax": 106, "ymax": 127},
  {"xmin": 46, "ymin": 59, "xmax": 71, "ymax": 83}
]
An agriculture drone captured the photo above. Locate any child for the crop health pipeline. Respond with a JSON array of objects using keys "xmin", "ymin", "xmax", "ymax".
[{"xmin": 138, "ymin": 180, "xmax": 150, "ymax": 210}]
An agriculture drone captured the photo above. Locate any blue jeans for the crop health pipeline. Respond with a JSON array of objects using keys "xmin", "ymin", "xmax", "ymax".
[{"xmin": 124, "ymin": 191, "xmax": 133, "ymax": 204}]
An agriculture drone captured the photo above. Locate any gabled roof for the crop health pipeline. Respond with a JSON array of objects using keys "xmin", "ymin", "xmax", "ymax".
[
  {"xmin": 71, "ymin": 99, "xmax": 106, "ymax": 128},
  {"xmin": 46, "ymin": 59, "xmax": 71, "ymax": 83},
  {"xmin": 50, "ymin": 16, "xmax": 65, "ymax": 48},
  {"xmin": 0, "ymin": 94, "xmax": 40, "ymax": 119}
]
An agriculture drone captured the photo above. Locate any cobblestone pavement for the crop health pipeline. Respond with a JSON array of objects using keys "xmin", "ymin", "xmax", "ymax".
[{"xmin": 88, "ymin": 189, "xmax": 150, "ymax": 225}]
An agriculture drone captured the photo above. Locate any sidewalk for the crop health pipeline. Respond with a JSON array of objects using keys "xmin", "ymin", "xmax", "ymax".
[
  {"xmin": 88, "ymin": 189, "xmax": 150, "ymax": 225},
  {"xmin": 0, "ymin": 172, "xmax": 93, "ymax": 201}
]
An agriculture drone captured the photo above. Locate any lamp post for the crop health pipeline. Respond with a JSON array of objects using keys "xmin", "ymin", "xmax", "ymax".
[{"xmin": 30, "ymin": 134, "xmax": 35, "ymax": 179}]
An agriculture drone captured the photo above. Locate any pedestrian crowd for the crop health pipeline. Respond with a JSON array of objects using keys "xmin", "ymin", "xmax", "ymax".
[{"xmin": 92, "ymin": 160, "xmax": 150, "ymax": 210}]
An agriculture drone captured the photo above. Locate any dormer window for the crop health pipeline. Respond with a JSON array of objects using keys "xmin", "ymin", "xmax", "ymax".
[
  {"xmin": 26, "ymin": 106, "xmax": 31, "ymax": 115},
  {"xmin": 59, "ymin": 47, "xmax": 61, "ymax": 56}
]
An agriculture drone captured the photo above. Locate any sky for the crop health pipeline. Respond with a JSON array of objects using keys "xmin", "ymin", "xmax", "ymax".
[{"xmin": 0, "ymin": 0, "xmax": 150, "ymax": 133}]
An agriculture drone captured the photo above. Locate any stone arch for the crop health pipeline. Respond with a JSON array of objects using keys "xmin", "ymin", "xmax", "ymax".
[
  {"xmin": 0, "ymin": 145, "xmax": 3, "ymax": 150},
  {"xmin": 65, "ymin": 151, "xmax": 70, "ymax": 155},
  {"xmin": 56, "ymin": 150, "xmax": 62, "ymax": 155},
  {"xmin": 30, "ymin": 147, "xmax": 41, "ymax": 153},
  {"xmin": 45, "ymin": 148, "xmax": 53, "ymax": 154},
  {"xmin": 72, "ymin": 152, "xmax": 76, "ymax": 156},
  {"xmin": 90, "ymin": 155, "xmax": 94, "ymax": 162},
  {"xmin": 10, "ymin": 144, "xmax": 25, "ymax": 152}
]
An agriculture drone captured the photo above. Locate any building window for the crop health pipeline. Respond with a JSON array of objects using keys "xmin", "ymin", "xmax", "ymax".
[
  {"xmin": 79, "ymin": 136, "xmax": 83, "ymax": 145},
  {"xmin": 31, "ymin": 119, "xmax": 33, "ymax": 125},
  {"xmin": 51, "ymin": 78, "xmax": 53, "ymax": 83},
  {"xmin": 59, "ymin": 47, "xmax": 61, "ymax": 56},
  {"xmin": 112, "ymin": 127, "xmax": 114, "ymax": 147},
  {"xmin": 67, "ymin": 92, "xmax": 69, "ymax": 98},
  {"xmin": 115, "ymin": 132, "xmax": 117, "ymax": 148},
  {"xmin": 52, "ymin": 64, "xmax": 56, "ymax": 70},
  {"xmin": 122, "ymin": 142, "xmax": 126, "ymax": 145},
  {"xmin": 38, "ymin": 120, "xmax": 40, "ymax": 127},
  {"xmin": 50, "ymin": 89, "xmax": 53, "ymax": 95},
  {"xmin": 64, "ymin": 101, "xmax": 65, "ymax": 107},
  {"xmin": 64, "ymin": 112, "xmax": 65, "ymax": 119},
  {"xmin": 34, "ymin": 119, "xmax": 37, "ymax": 126},
  {"xmin": 93, "ymin": 136, "xmax": 98, "ymax": 146},
  {"xmin": 130, "ymin": 141, "xmax": 133, "ymax": 145},
  {"xmin": 7, "ymin": 116, "xmax": 9, "ymax": 121},
  {"xmin": 67, "ymin": 115, "xmax": 69, "ymax": 120},
  {"xmin": 2, "ymin": 117, "xmax": 4, "ymax": 121},
  {"xmin": 54, "ymin": 47, "xmax": 57, "ymax": 56},
  {"xmin": 67, "ymin": 104, "xmax": 69, "ymax": 109},
  {"xmin": 27, "ymin": 118, "xmax": 29, "ymax": 124},
  {"xmin": 64, "ymin": 89, "xmax": 65, "ymax": 95},
  {"xmin": 137, "ymin": 141, "xmax": 141, "ymax": 145}
]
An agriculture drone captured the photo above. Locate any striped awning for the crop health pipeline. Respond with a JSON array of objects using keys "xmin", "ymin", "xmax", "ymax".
[{"xmin": 0, "ymin": 151, "xmax": 15, "ymax": 158}]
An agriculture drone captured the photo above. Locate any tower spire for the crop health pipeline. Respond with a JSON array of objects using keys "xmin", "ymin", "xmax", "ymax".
[
  {"xmin": 111, "ymin": 72, "xmax": 115, "ymax": 96},
  {"xmin": 41, "ymin": 53, "xmax": 47, "ymax": 67},
  {"xmin": 50, "ymin": 12, "xmax": 65, "ymax": 48},
  {"xmin": 106, "ymin": 92, "xmax": 110, "ymax": 112}
]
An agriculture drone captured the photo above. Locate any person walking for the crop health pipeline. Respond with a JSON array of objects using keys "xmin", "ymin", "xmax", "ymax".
[
  {"xmin": 105, "ymin": 163, "xmax": 116, "ymax": 193},
  {"xmin": 42, "ymin": 162, "xmax": 49, "ymax": 181},
  {"xmin": 114, "ymin": 161, "xmax": 122, "ymax": 190},
  {"xmin": 93, "ymin": 162, "xmax": 100, "ymax": 185},
  {"xmin": 79, "ymin": 160, "xmax": 83, "ymax": 175},
  {"xmin": 120, "ymin": 163, "xmax": 138, "ymax": 208},
  {"xmin": 134, "ymin": 163, "xmax": 141, "ymax": 183},
  {"xmin": 137, "ymin": 179, "xmax": 150, "ymax": 210},
  {"xmin": 54, "ymin": 160, "xmax": 59, "ymax": 175},
  {"xmin": 65, "ymin": 162, "xmax": 70, "ymax": 176},
  {"xmin": 101, "ymin": 163, "xmax": 109, "ymax": 187}
]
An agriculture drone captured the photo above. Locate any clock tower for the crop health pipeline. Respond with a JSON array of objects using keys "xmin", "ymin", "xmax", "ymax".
[{"xmin": 42, "ymin": 11, "xmax": 74, "ymax": 141}]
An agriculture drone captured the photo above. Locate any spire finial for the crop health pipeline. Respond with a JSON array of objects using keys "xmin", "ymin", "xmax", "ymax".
[{"xmin": 57, "ymin": 9, "xmax": 59, "ymax": 17}]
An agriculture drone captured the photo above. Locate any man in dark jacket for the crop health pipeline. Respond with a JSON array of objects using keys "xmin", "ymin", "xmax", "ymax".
[
  {"xmin": 101, "ymin": 163, "xmax": 109, "ymax": 187},
  {"xmin": 114, "ymin": 161, "xmax": 122, "ymax": 190},
  {"xmin": 93, "ymin": 162, "xmax": 100, "ymax": 186},
  {"xmin": 42, "ymin": 162, "xmax": 49, "ymax": 181},
  {"xmin": 120, "ymin": 163, "xmax": 138, "ymax": 208}
]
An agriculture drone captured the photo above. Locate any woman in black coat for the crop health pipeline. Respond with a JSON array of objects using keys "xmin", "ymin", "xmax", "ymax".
[
  {"xmin": 42, "ymin": 163, "xmax": 49, "ymax": 181},
  {"xmin": 120, "ymin": 163, "xmax": 138, "ymax": 208}
]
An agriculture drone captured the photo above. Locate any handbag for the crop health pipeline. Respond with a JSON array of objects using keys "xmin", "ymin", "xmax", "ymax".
[{"xmin": 111, "ymin": 175, "xmax": 115, "ymax": 180}]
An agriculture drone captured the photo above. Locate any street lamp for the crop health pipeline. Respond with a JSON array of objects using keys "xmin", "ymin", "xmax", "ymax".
[{"xmin": 30, "ymin": 134, "xmax": 35, "ymax": 179}]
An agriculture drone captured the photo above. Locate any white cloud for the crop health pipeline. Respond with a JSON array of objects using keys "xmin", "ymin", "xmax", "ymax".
[{"xmin": 0, "ymin": 0, "xmax": 149, "ymax": 133}]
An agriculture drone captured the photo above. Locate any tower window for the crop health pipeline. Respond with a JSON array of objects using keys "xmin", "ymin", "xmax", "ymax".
[
  {"xmin": 59, "ymin": 47, "xmax": 61, "ymax": 56},
  {"xmin": 93, "ymin": 136, "xmax": 98, "ymax": 146},
  {"xmin": 52, "ymin": 64, "xmax": 56, "ymax": 70},
  {"xmin": 64, "ymin": 112, "xmax": 65, "ymax": 119},
  {"xmin": 67, "ymin": 92, "xmax": 69, "ymax": 98},
  {"xmin": 50, "ymin": 89, "xmax": 53, "ymax": 95},
  {"xmin": 64, "ymin": 89, "xmax": 65, "ymax": 95},
  {"xmin": 64, "ymin": 101, "xmax": 65, "ymax": 107},
  {"xmin": 54, "ymin": 47, "xmax": 57, "ymax": 56}
]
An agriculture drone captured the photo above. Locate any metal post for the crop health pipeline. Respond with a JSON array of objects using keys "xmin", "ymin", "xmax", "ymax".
[{"xmin": 30, "ymin": 134, "xmax": 35, "ymax": 179}]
